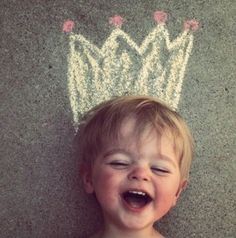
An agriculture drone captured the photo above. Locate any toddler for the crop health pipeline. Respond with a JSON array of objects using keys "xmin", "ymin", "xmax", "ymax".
[{"xmin": 76, "ymin": 95, "xmax": 194, "ymax": 238}]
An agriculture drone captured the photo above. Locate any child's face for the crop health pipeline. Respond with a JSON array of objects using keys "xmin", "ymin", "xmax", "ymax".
[{"xmin": 83, "ymin": 117, "xmax": 186, "ymax": 232}]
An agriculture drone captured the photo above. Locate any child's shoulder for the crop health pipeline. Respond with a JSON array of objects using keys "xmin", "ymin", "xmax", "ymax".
[
  {"xmin": 87, "ymin": 230, "xmax": 103, "ymax": 238},
  {"xmin": 86, "ymin": 231, "xmax": 165, "ymax": 238}
]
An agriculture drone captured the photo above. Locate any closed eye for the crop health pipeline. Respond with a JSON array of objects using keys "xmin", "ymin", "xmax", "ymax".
[
  {"xmin": 151, "ymin": 167, "xmax": 170, "ymax": 174},
  {"xmin": 107, "ymin": 161, "xmax": 129, "ymax": 169}
]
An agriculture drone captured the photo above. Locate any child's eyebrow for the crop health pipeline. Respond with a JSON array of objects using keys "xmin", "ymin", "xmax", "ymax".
[
  {"xmin": 103, "ymin": 148, "xmax": 132, "ymax": 158},
  {"xmin": 150, "ymin": 154, "xmax": 178, "ymax": 168}
]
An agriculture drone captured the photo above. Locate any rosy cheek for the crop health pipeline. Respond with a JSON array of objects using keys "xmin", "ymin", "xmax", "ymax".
[
  {"xmin": 95, "ymin": 173, "xmax": 118, "ymax": 205},
  {"xmin": 102, "ymin": 170, "xmax": 114, "ymax": 180},
  {"xmin": 155, "ymin": 182, "xmax": 179, "ymax": 207},
  {"xmin": 94, "ymin": 169, "xmax": 114, "ymax": 182}
]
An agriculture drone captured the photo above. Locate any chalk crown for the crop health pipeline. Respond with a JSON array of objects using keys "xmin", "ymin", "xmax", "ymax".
[{"xmin": 66, "ymin": 12, "xmax": 199, "ymax": 128}]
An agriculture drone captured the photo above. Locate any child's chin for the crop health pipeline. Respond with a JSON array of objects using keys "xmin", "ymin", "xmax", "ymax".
[{"xmin": 118, "ymin": 201, "xmax": 154, "ymax": 227}]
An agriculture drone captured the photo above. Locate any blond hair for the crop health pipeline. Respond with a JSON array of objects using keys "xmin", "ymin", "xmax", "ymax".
[{"xmin": 76, "ymin": 95, "xmax": 194, "ymax": 181}]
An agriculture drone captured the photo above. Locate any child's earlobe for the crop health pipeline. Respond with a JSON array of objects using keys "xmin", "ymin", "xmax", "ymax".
[
  {"xmin": 80, "ymin": 164, "xmax": 94, "ymax": 194},
  {"xmin": 172, "ymin": 180, "xmax": 188, "ymax": 207},
  {"xmin": 82, "ymin": 171, "xmax": 94, "ymax": 193},
  {"xmin": 178, "ymin": 179, "xmax": 188, "ymax": 193}
]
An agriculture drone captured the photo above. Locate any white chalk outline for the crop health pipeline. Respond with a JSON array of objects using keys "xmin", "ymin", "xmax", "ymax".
[{"xmin": 67, "ymin": 25, "xmax": 194, "ymax": 129}]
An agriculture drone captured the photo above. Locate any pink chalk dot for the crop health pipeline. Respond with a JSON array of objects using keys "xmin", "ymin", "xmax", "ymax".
[
  {"xmin": 109, "ymin": 15, "xmax": 124, "ymax": 28},
  {"xmin": 62, "ymin": 20, "xmax": 75, "ymax": 33},
  {"xmin": 184, "ymin": 19, "xmax": 199, "ymax": 32},
  {"xmin": 153, "ymin": 11, "xmax": 168, "ymax": 24}
]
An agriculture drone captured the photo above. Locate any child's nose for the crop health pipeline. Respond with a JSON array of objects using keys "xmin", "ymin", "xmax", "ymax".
[{"xmin": 128, "ymin": 166, "xmax": 151, "ymax": 182}]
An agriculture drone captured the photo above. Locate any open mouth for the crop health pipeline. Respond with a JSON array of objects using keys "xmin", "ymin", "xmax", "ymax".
[{"xmin": 121, "ymin": 190, "xmax": 153, "ymax": 209}]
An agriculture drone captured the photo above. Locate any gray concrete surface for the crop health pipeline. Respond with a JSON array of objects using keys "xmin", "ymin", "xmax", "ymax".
[{"xmin": 1, "ymin": 0, "xmax": 235, "ymax": 237}]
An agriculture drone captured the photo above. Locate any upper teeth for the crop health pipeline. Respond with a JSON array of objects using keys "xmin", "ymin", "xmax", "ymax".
[{"xmin": 129, "ymin": 190, "xmax": 146, "ymax": 196}]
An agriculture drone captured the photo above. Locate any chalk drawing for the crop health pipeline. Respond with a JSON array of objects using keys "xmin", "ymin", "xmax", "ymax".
[
  {"xmin": 63, "ymin": 20, "xmax": 75, "ymax": 33},
  {"xmin": 65, "ymin": 11, "xmax": 199, "ymax": 129}
]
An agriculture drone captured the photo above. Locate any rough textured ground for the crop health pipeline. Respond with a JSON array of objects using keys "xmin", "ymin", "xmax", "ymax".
[{"xmin": 1, "ymin": 0, "xmax": 235, "ymax": 237}]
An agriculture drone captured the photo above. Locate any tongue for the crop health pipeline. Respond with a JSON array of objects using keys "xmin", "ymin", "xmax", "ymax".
[{"xmin": 124, "ymin": 193, "xmax": 147, "ymax": 208}]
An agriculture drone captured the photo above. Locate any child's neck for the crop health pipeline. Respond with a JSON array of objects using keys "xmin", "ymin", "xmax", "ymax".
[{"xmin": 92, "ymin": 224, "xmax": 164, "ymax": 238}]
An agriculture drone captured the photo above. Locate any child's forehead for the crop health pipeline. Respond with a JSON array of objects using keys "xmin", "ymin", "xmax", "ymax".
[
  {"xmin": 119, "ymin": 116, "xmax": 162, "ymax": 139},
  {"xmin": 112, "ymin": 117, "xmax": 168, "ymax": 148},
  {"xmin": 102, "ymin": 122, "xmax": 179, "ymax": 164},
  {"xmin": 119, "ymin": 116, "xmax": 137, "ymax": 137},
  {"xmin": 106, "ymin": 116, "xmax": 181, "ymax": 155}
]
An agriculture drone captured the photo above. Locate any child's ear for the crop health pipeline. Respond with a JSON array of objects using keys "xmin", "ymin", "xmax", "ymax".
[
  {"xmin": 172, "ymin": 180, "xmax": 188, "ymax": 207},
  {"xmin": 80, "ymin": 163, "xmax": 94, "ymax": 194}
]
